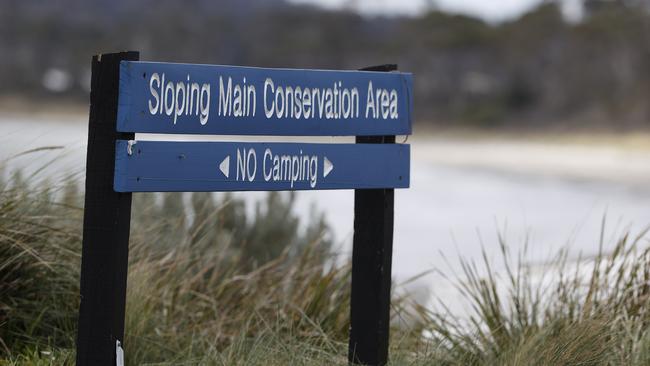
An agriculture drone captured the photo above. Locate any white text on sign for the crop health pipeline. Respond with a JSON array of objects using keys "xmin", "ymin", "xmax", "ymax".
[
  {"xmin": 229, "ymin": 148, "xmax": 321, "ymax": 188},
  {"xmin": 147, "ymin": 74, "xmax": 399, "ymax": 126}
]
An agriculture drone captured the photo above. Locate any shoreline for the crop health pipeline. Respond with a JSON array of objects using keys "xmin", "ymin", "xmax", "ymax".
[
  {"xmin": 3, "ymin": 110, "xmax": 650, "ymax": 189},
  {"xmin": 0, "ymin": 97, "xmax": 88, "ymax": 119},
  {"xmin": 3, "ymin": 104, "xmax": 650, "ymax": 150}
]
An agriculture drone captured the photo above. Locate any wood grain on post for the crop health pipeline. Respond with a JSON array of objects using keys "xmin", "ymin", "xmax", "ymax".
[
  {"xmin": 76, "ymin": 51, "xmax": 139, "ymax": 366},
  {"xmin": 349, "ymin": 63, "xmax": 398, "ymax": 366}
]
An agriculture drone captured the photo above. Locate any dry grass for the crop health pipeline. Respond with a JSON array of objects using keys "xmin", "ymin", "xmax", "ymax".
[{"xmin": 3, "ymin": 167, "xmax": 650, "ymax": 365}]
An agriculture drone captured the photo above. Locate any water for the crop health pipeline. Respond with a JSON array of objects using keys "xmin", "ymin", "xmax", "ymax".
[{"xmin": 3, "ymin": 113, "xmax": 650, "ymax": 309}]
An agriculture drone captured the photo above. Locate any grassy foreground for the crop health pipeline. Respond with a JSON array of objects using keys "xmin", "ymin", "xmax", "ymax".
[{"xmin": 2, "ymin": 170, "xmax": 650, "ymax": 365}]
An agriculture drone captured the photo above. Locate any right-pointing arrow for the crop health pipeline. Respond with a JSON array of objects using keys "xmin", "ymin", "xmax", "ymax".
[
  {"xmin": 219, "ymin": 155, "xmax": 230, "ymax": 178},
  {"xmin": 323, "ymin": 156, "xmax": 333, "ymax": 178}
]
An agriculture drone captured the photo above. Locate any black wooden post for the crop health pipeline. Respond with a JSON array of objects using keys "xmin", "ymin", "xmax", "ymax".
[
  {"xmin": 76, "ymin": 51, "xmax": 139, "ymax": 366},
  {"xmin": 348, "ymin": 64, "xmax": 398, "ymax": 366}
]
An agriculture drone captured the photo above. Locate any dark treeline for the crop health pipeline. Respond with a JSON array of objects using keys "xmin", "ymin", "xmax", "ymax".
[{"xmin": 3, "ymin": 0, "xmax": 650, "ymax": 129}]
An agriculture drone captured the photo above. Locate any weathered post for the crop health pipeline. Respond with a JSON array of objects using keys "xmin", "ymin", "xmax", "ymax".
[
  {"xmin": 76, "ymin": 51, "xmax": 139, "ymax": 366},
  {"xmin": 349, "ymin": 64, "xmax": 398, "ymax": 366}
]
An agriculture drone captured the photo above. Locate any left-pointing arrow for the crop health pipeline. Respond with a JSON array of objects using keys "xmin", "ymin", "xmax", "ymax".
[{"xmin": 219, "ymin": 156, "xmax": 230, "ymax": 178}]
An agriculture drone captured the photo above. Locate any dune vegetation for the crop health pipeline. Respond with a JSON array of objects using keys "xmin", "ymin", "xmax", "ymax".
[{"xmin": 2, "ymin": 168, "xmax": 650, "ymax": 365}]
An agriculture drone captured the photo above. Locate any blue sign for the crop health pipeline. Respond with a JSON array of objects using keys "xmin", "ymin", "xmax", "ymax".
[
  {"xmin": 114, "ymin": 140, "xmax": 409, "ymax": 192},
  {"xmin": 117, "ymin": 61, "xmax": 413, "ymax": 136}
]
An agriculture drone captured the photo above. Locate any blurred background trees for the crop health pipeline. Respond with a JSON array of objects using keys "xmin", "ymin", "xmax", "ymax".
[{"xmin": 2, "ymin": 0, "xmax": 650, "ymax": 130}]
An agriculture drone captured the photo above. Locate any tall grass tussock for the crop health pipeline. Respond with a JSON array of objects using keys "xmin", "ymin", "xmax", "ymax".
[{"xmin": 2, "ymin": 165, "xmax": 650, "ymax": 365}]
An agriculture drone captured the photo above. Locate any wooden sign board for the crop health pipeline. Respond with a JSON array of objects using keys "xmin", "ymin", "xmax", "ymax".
[
  {"xmin": 76, "ymin": 52, "xmax": 412, "ymax": 366},
  {"xmin": 117, "ymin": 61, "xmax": 413, "ymax": 136},
  {"xmin": 114, "ymin": 140, "xmax": 409, "ymax": 192}
]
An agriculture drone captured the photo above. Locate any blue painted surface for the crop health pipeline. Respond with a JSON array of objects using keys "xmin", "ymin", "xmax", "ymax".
[
  {"xmin": 117, "ymin": 61, "xmax": 412, "ymax": 136},
  {"xmin": 114, "ymin": 140, "xmax": 409, "ymax": 192}
]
